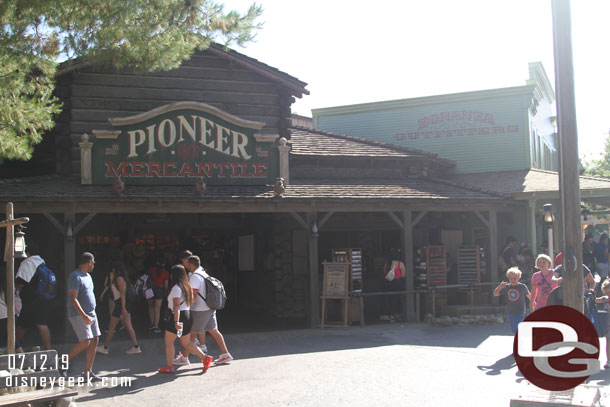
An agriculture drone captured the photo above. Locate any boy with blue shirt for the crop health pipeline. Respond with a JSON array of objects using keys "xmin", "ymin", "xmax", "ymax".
[
  {"xmin": 66, "ymin": 252, "xmax": 102, "ymax": 381},
  {"xmin": 494, "ymin": 267, "xmax": 531, "ymax": 333}
]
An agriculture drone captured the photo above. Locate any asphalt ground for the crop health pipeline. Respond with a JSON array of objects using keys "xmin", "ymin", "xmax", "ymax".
[{"xmin": 49, "ymin": 322, "xmax": 609, "ymax": 407}]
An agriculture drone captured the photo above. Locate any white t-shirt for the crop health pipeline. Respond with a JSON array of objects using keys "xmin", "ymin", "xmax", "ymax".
[
  {"xmin": 167, "ymin": 285, "xmax": 189, "ymax": 311},
  {"xmin": 189, "ymin": 267, "xmax": 210, "ymax": 312},
  {"xmin": 16, "ymin": 255, "xmax": 45, "ymax": 283}
]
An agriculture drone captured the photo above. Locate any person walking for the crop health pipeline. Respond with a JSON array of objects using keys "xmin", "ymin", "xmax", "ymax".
[
  {"xmin": 96, "ymin": 261, "xmax": 141, "ymax": 355},
  {"xmin": 493, "ymin": 267, "xmax": 531, "ymax": 333},
  {"xmin": 15, "ymin": 242, "xmax": 53, "ymax": 350},
  {"xmin": 147, "ymin": 254, "xmax": 170, "ymax": 334},
  {"xmin": 66, "ymin": 252, "xmax": 102, "ymax": 381},
  {"xmin": 530, "ymin": 254, "xmax": 557, "ymax": 311},
  {"xmin": 158, "ymin": 264, "xmax": 212, "ymax": 374},
  {"xmin": 174, "ymin": 255, "xmax": 233, "ymax": 366},
  {"xmin": 595, "ymin": 233, "xmax": 609, "ymax": 280}
]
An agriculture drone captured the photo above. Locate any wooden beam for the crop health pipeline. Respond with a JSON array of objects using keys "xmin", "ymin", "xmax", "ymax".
[
  {"xmin": 385, "ymin": 211, "xmax": 404, "ymax": 229},
  {"xmin": 63, "ymin": 212, "xmax": 76, "ymax": 339},
  {"xmin": 289, "ymin": 212, "xmax": 309, "ymax": 231},
  {"xmin": 4, "ymin": 201, "xmax": 518, "ymax": 214},
  {"xmin": 42, "ymin": 213, "xmax": 64, "ymax": 234},
  {"xmin": 413, "ymin": 211, "xmax": 428, "ymax": 227},
  {"xmin": 402, "ymin": 211, "xmax": 416, "ymax": 322},
  {"xmin": 490, "ymin": 209, "xmax": 499, "ymax": 305},
  {"xmin": 552, "ymin": 0, "xmax": 583, "ymax": 312},
  {"xmin": 308, "ymin": 212, "xmax": 320, "ymax": 328},
  {"xmin": 317, "ymin": 211, "xmax": 335, "ymax": 230},
  {"xmin": 74, "ymin": 212, "xmax": 97, "ymax": 235},
  {"xmin": 473, "ymin": 211, "xmax": 489, "ymax": 228}
]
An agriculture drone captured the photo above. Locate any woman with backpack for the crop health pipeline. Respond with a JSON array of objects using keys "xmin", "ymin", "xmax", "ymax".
[
  {"xmin": 96, "ymin": 261, "xmax": 141, "ymax": 355},
  {"xmin": 158, "ymin": 264, "xmax": 212, "ymax": 374}
]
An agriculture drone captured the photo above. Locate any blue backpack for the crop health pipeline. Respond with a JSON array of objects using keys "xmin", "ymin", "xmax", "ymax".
[{"xmin": 34, "ymin": 263, "xmax": 57, "ymax": 300}]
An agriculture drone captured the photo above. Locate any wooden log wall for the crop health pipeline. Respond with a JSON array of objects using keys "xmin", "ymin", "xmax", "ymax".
[{"xmin": 54, "ymin": 50, "xmax": 295, "ymax": 178}]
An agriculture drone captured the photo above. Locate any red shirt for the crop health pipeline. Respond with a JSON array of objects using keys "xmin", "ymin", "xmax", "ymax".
[{"xmin": 150, "ymin": 266, "xmax": 169, "ymax": 287}]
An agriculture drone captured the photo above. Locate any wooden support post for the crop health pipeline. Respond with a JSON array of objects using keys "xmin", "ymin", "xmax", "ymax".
[
  {"xmin": 1, "ymin": 203, "xmax": 29, "ymax": 354},
  {"xmin": 490, "ymin": 210, "xmax": 499, "ymax": 305},
  {"xmin": 402, "ymin": 211, "xmax": 415, "ymax": 322},
  {"xmin": 63, "ymin": 212, "xmax": 76, "ymax": 339},
  {"xmin": 552, "ymin": 0, "xmax": 583, "ymax": 312},
  {"xmin": 308, "ymin": 213, "xmax": 320, "ymax": 328},
  {"xmin": 529, "ymin": 200, "xmax": 537, "ymax": 255}
]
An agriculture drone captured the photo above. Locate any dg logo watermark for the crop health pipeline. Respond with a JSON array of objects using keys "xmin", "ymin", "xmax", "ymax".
[{"xmin": 513, "ymin": 305, "xmax": 600, "ymax": 391}]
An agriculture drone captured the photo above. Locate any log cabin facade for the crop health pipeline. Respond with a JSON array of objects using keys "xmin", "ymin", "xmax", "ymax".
[{"xmin": 1, "ymin": 45, "xmax": 528, "ymax": 337}]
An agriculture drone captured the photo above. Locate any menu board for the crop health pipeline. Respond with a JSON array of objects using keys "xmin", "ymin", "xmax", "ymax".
[{"xmin": 322, "ymin": 262, "xmax": 349, "ymax": 298}]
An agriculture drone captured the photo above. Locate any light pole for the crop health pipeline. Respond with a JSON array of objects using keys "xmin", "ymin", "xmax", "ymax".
[
  {"xmin": 544, "ymin": 203, "xmax": 554, "ymax": 268},
  {"xmin": 1, "ymin": 202, "xmax": 29, "ymax": 354}
]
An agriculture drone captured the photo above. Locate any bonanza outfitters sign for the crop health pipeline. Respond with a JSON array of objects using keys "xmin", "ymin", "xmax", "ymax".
[{"xmin": 91, "ymin": 102, "xmax": 278, "ymax": 185}]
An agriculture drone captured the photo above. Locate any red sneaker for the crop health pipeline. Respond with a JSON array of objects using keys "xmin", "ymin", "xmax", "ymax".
[
  {"xmin": 202, "ymin": 355, "xmax": 213, "ymax": 373},
  {"xmin": 158, "ymin": 365, "xmax": 176, "ymax": 374}
]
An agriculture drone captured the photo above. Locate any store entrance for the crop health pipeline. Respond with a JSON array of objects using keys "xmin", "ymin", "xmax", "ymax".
[{"xmin": 74, "ymin": 212, "xmax": 301, "ymax": 337}]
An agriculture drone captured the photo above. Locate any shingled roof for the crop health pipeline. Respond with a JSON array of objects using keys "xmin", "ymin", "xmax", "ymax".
[
  {"xmin": 0, "ymin": 174, "xmax": 504, "ymax": 204},
  {"xmin": 57, "ymin": 43, "xmax": 309, "ymax": 98},
  {"xmin": 452, "ymin": 168, "xmax": 610, "ymax": 196},
  {"xmin": 288, "ymin": 128, "xmax": 454, "ymax": 166}
]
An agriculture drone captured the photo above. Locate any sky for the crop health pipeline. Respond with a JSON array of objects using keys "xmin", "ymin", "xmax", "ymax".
[{"xmin": 223, "ymin": 0, "xmax": 610, "ymax": 160}]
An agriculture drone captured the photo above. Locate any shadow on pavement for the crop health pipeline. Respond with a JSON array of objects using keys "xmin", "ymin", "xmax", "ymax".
[{"xmin": 477, "ymin": 353, "xmax": 515, "ymax": 375}]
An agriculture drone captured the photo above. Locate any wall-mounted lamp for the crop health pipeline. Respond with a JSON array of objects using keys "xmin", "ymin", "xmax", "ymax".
[
  {"xmin": 14, "ymin": 226, "xmax": 27, "ymax": 259},
  {"xmin": 543, "ymin": 203, "xmax": 554, "ymax": 224},
  {"xmin": 312, "ymin": 221, "xmax": 318, "ymax": 234}
]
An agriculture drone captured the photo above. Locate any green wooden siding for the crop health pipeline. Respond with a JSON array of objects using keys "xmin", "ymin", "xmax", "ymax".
[{"xmin": 314, "ymin": 94, "xmax": 531, "ymax": 174}]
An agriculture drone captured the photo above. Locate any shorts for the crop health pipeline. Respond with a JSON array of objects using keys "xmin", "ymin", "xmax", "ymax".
[
  {"xmin": 152, "ymin": 286, "xmax": 165, "ymax": 300},
  {"xmin": 164, "ymin": 310, "xmax": 192, "ymax": 335},
  {"xmin": 508, "ymin": 313, "xmax": 525, "ymax": 334},
  {"xmin": 17, "ymin": 298, "xmax": 51, "ymax": 327},
  {"xmin": 191, "ymin": 310, "xmax": 217, "ymax": 333},
  {"xmin": 69, "ymin": 313, "xmax": 101, "ymax": 342},
  {"xmin": 111, "ymin": 298, "xmax": 134, "ymax": 318}
]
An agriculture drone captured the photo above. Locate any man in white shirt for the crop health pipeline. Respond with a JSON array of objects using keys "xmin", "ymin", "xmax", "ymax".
[
  {"xmin": 173, "ymin": 255, "xmax": 233, "ymax": 366},
  {"xmin": 15, "ymin": 243, "xmax": 52, "ymax": 350}
]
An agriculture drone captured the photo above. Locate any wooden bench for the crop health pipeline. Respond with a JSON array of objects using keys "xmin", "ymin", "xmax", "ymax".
[
  {"xmin": 510, "ymin": 383, "xmax": 601, "ymax": 407},
  {"xmin": 351, "ymin": 290, "xmax": 424, "ymax": 327},
  {"xmin": 0, "ymin": 350, "xmax": 78, "ymax": 407}
]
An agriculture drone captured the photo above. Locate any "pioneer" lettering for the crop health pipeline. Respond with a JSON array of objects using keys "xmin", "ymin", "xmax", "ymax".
[{"xmin": 127, "ymin": 115, "xmax": 251, "ymax": 160}]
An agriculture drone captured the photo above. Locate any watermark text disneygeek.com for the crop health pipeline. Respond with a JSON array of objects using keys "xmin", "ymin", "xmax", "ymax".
[{"xmin": 4, "ymin": 375, "xmax": 133, "ymax": 389}]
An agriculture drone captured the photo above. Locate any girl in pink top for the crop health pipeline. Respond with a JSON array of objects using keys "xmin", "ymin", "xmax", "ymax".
[{"xmin": 530, "ymin": 254, "xmax": 557, "ymax": 311}]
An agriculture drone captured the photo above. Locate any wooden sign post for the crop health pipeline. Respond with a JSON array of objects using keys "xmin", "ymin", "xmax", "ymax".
[{"xmin": 321, "ymin": 262, "xmax": 349, "ymax": 328}]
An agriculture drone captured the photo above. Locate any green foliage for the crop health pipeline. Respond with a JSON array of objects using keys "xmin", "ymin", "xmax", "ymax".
[
  {"xmin": 0, "ymin": 0, "xmax": 262, "ymax": 160},
  {"xmin": 583, "ymin": 131, "xmax": 610, "ymax": 179}
]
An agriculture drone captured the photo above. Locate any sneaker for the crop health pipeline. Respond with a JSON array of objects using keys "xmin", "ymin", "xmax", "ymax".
[
  {"xmin": 152, "ymin": 327, "xmax": 162, "ymax": 334},
  {"xmin": 214, "ymin": 353, "xmax": 233, "ymax": 365},
  {"xmin": 604, "ymin": 362, "xmax": 610, "ymax": 369},
  {"xmin": 379, "ymin": 314, "xmax": 390, "ymax": 321},
  {"xmin": 148, "ymin": 324, "xmax": 155, "ymax": 331},
  {"xmin": 173, "ymin": 352, "xmax": 190, "ymax": 366},
  {"xmin": 125, "ymin": 346, "xmax": 141, "ymax": 355},
  {"xmin": 96, "ymin": 345, "xmax": 109, "ymax": 355},
  {"xmin": 158, "ymin": 365, "xmax": 176, "ymax": 374},
  {"xmin": 85, "ymin": 371, "xmax": 103, "ymax": 382},
  {"xmin": 202, "ymin": 355, "xmax": 213, "ymax": 373},
  {"xmin": 200, "ymin": 344, "xmax": 208, "ymax": 354},
  {"xmin": 117, "ymin": 323, "xmax": 125, "ymax": 331}
]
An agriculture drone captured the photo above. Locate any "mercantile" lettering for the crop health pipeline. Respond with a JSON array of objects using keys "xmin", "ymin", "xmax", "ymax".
[{"xmin": 105, "ymin": 161, "xmax": 268, "ymax": 178}]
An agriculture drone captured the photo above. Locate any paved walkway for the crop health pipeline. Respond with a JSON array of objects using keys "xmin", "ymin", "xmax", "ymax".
[{"xmin": 51, "ymin": 322, "xmax": 608, "ymax": 407}]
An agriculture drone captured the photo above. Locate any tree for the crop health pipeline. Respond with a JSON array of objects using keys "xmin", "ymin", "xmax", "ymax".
[
  {"xmin": 583, "ymin": 130, "xmax": 610, "ymax": 178},
  {"xmin": 0, "ymin": 0, "xmax": 262, "ymax": 161}
]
